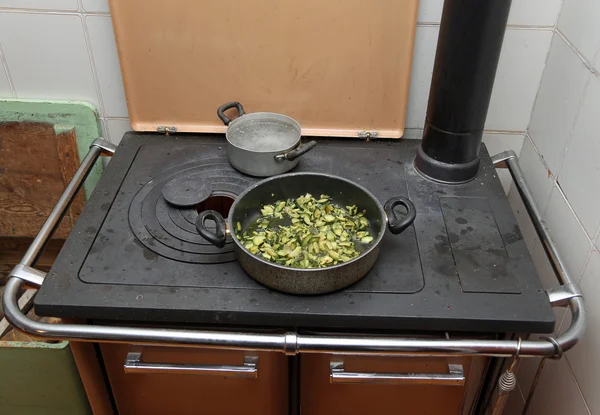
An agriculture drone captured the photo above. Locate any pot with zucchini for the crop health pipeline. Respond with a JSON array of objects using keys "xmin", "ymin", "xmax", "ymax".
[{"xmin": 196, "ymin": 173, "xmax": 416, "ymax": 294}]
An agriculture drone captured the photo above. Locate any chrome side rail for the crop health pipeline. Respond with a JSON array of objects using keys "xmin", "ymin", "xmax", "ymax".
[{"xmin": 2, "ymin": 144, "xmax": 585, "ymax": 358}]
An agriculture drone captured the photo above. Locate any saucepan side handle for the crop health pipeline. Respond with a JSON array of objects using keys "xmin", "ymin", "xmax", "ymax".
[
  {"xmin": 196, "ymin": 210, "xmax": 228, "ymax": 248},
  {"xmin": 384, "ymin": 197, "xmax": 416, "ymax": 234},
  {"xmin": 217, "ymin": 102, "xmax": 245, "ymax": 126},
  {"xmin": 275, "ymin": 141, "xmax": 317, "ymax": 162}
]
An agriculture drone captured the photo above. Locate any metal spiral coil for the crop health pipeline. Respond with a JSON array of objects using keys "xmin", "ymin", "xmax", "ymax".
[{"xmin": 499, "ymin": 370, "xmax": 517, "ymax": 393}]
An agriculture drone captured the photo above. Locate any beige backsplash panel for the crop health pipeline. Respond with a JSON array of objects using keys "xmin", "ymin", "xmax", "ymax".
[{"xmin": 109, "ymin": 0, "xmax": 419, "ymax": 138}]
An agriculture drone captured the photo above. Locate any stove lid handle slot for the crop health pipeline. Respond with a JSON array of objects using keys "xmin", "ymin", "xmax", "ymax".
[
  {"xmin": 196, "ymin": 210, "xmax": 228, "ymax": 248},
  {"xmin": 384, "ymin": 197, "xmax": 416, "ymax": 234}
]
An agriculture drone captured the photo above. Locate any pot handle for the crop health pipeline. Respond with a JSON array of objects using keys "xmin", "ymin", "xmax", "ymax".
[
  {"xmin": 274, "ymin": 140, "xmax": 317, "ymax": 162},
  {"xmin": 196, "ymin": 210, "xmax": 228, "ymax": 248},
  {"xmin": 384, "ymin": 197, "xmax": 416, "ymax": 234},
  {"xmin": 217, "ymin": 102, "xmax": 245, "ymax": 126}
]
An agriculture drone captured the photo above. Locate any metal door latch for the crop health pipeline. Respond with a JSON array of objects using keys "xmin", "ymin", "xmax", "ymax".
[
  {"xmin": 358, "ymin": 131, "xmax": 379, "ymax": 141},
  {"xmin": 157, "ymin": 126, "xmax": 177, "ymax": 135}
]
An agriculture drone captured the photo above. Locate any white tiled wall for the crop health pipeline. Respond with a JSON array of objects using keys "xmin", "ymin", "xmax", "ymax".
[
  {"xmin": 506, "ymin": 0, "xmax": 600, "ymax": 413},
  {"xmin": 0, "ymin": 0, "xmax": 555, "ymax": 163}
]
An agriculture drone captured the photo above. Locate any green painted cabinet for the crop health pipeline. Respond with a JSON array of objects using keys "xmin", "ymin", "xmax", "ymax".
[{"xmin": 0, "ymin": 340, "xmax": 91, "ymax": 414}]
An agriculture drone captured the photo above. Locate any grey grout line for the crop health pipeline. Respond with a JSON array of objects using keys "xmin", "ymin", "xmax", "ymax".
[
  {"xmin": 523, "ymin": 35, "xmax": 554, "ymax": 134},
  {"xmin": 552, "ymin": 181, "xmax": 597, "ymax": 249},
  {"xmin": 100, "ymin": 118, "xmax": 112, "ymax": 143},
  {"xmin": 0, "ymin": 40, "xmax": 16, "ymax": 98},
  {"xmin": 577, "ymin": 246, "xmax": 594, "ymax": 283},
  {"xmin": 516, "ymin": 381, "xmax": 526, "ymax": 404},
  {"xmin": 556, "ymin": 29, "xmax": 597, "ymax": 72},
  {"xmin": 70, "ymin": 15, "xmax": 105, "ymax": 117},
  {"xmin": 554, "ymin": 70, "xmax": 593, "ymax": 179},
  {"xmin": 563, "ymin": 356, "xmax": 594, "ymax": 415},
  {"xmin": 0, "ymin": 8, "xmax": 109, "ymax": 16},
  {"xmin": 80, "ymin": 13, "xmax": 107, "ymax": 118},
  {"xmin": 0, "ymin": 42, "xmax": 17, "ymax": 99},
  {"xmin": 523, "ymin": 132, "xmax": 555, "ymax": 215},
  {"xmin": 403, "ymin": 128, "xmax": 527, "ymax": 135},
  {"xmin": 522, "ymin": 1, "xmax": 563, "ymax": 150},
  {"xmin": 505, "ymin": 24, "xmax": 554, "ymax": 31},
  {"xmin": 0, "ymin": 8, "xmax": 565, "ymax": 29},
  {"xmin": 593, "ymin": 224, "xmax": 600, "ymax": 250},
  {"xmin": 104, "ymin": 116, "xmax": 130, "ymax": 121}
]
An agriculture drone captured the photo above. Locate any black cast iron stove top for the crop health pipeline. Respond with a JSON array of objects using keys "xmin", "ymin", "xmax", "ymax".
[{"xmin": 35, "ymin": 133, "xmax": 555, "ymax": 333}]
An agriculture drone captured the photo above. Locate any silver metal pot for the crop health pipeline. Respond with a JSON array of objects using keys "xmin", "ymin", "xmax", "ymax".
[
  {"xmin": 217, "ymin": 102, "xmax": 317, "ymax": 177},
  {"xmin": 196, "ymin": 173, "xmax": 416, "ymax": 295}
]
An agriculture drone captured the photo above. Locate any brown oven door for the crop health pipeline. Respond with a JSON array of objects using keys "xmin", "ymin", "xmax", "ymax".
[
  {"xmin": 100, "ymin": 343, "xmax": 288, "ymax": 415},
  {"xmin": 300, "ymin": 354, "xmax": 487, "ymax": 415}
]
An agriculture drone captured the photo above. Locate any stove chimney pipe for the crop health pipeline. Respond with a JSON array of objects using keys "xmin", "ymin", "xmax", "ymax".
[{"xmin": 414, "ymin": 0, "xmax": 513, "ymax": 183}]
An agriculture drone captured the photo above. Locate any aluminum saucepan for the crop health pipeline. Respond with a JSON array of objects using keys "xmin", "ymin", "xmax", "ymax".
[
  {"xmin": 196, "ymin": 173, "xmax": 416, "ymax": 295},
  {"xmin": 217, "ymin": 102, "xmax": 317, "ymax": 177}
]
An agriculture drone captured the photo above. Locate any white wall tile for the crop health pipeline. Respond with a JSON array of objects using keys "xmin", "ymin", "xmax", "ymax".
[
  {"xmin": 81, "ymin": 0, "xmax": 109, "ymax": 13},
  {"xmin": 482, "ymin": 133, "xmax": 525, "ymax": 194},
  {"xmin": 106, "ymin": 118, "xmax": 131, "ymax": 145},
  {"xmin": 508, "ymin": 186, "xmax": 537, "ymax": 252},
  {"xmin": 405, "ymin": 26, "xmax": 438, "ymax": 129},
  {"xmin": 417, "ymin": 0, "xmax": 562, "ymax": 26},
  {"xmin": 508, "ymin": 0, "xmax": 563, "ymax": 27},
  {"xmin": 0, "ymin": 0, "xmax": 78, "ymax": 11},
  {"xmin": 481, "ymin": 133, "xmax": 525, "ymax": 158},
  {"xmin": 559, "ymin": 76, "xmax": 600, "ymax": 236},
  {"xmin": 529, "ymin": 34, "xmax": 590, "ymax": 175},
  {"xmin": 416, "ymin": 0, "xmax": 443, "ymax": 23},
  {"xmin": 0, "ymin": 60, "xmax": 11, "ymax": 97},
  {"xmin": 401, "ymin": 128, "xmax": 423, "ymax": 140},
  {"xmin": 486, "ymin": 29, "xmax": 553, "ymax": 131},
  {"xmin": 567, "ymin": 250, "xmax": 600, "ymax": 414},
  {"xmin": 518, "ymin": 137, "xmax": 554, "ymax": 212},
  {"xmin": 86, "ymin": 15, "xmax": 128, "ymax": 118},
  {"xmin": 0, "ymin": 13, "xmax": 99, "ymax": 109},
  {"xmin": 526, "ymin": 358, "xmax": 589, "ymax": 415},
  {"xmin": 406, "ymin": 28, "xmax": 552, "ymax": 131},
  {"xmin": 558, "ymin": 0, "xmax": 600, "ymax": 62},
  {"xmin": 530, "ymin": 239, "xmax": 559, "ymax": 290},
  {"xmin": 544, "ymin": 187, "xmax": 592, "ymax": 279}
]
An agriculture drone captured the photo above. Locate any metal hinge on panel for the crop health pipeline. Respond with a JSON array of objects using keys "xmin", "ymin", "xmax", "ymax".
[
  {"xmin": 358, "ymin": 131, "xmax": 379, "ymax": 141},
  {"xmin": 157, "ymin": 126, "xmax": 177, "ymax": 135}
]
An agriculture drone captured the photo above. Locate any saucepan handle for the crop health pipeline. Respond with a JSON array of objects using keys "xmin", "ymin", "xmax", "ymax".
[
  {"xmin": 196, "ymin": 210, "xmax": 228, "ymax": 248},
  {"xmin": 217, "ymin": 102, "xmax": 245, "ymax": 126},
  {"xmin": 384, "ymin": 197, "xmax": 416, "ymax": 234},
  {"xmin": 275, "ymin": 141, "xmax": 317, "ymax": 162}
]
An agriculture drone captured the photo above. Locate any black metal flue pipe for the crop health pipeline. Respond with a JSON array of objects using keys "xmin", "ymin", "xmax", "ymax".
[{"xmin": 414, "ymin": 0, "xmax": 513, "ymax": 183}]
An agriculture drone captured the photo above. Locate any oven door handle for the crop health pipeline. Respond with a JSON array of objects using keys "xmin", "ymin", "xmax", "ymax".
[
  {"xmin": 124, "ymin": 353, "xmax": 258, "ymax": 378},
  {"xmin": 329, "ymin": 361, "xmax": 465, "ymax": 386}
]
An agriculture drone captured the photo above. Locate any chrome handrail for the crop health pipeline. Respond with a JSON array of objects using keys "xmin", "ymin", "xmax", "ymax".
[{"xmin": 1, "ymin": 142, "xmax": 585, "ymax": 358}]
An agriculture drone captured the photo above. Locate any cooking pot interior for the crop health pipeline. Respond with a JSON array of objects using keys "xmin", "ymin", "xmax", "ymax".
[
  {"xmin": 227, "ymin": 113, "xmax": 301, "ymax": 152},
  {"xmin": 231, "ymin": 174, "xmax": 385, "ymax": 241}
]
